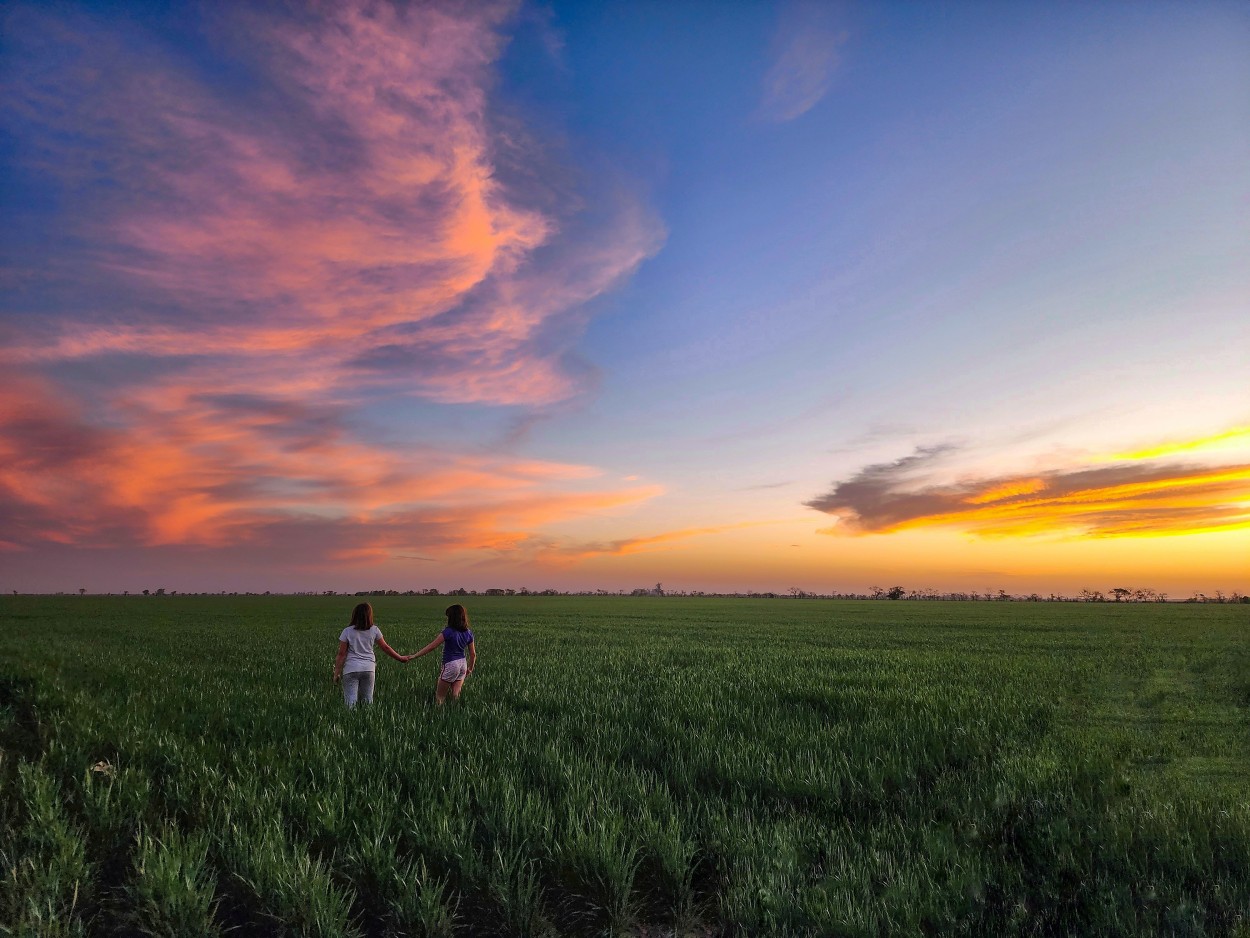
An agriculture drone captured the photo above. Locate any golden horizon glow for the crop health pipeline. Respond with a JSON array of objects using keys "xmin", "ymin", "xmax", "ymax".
[
  {"xmin": 807, "ymin": 429, "xmax": 1250, "ymax": 542},
  {"xmin": 1110, "ymin": 426, "xmax": 1250, "ymax": 462}
]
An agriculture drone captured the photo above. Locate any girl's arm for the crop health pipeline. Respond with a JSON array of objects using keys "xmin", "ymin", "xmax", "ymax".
[
  {"xmin": 333, "ymin": 640, "xmax": 348, "ymax": 682},
  {"xmin": 412, "ymin": 633, "xmax": 445, "ymax": 660},
  {"xmin": 466, "ymin": 640, "xmax": 476, "ymax": 675},
  {"xmin": 376, "ymin": 635, "xmax": 410, "ymax": 663}
]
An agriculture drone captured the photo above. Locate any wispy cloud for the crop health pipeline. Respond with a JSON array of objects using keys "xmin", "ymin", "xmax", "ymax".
[
  {"xmin": 1108, "ymin": 426, "xmax": 1250, "ymax": 461},
  {"xmin": 806, "ymin": 439, "xmax": 1250, "ymax": 538},
  {"xmin": 0, "ymin": 371, "xmax": 663, "ymax": 563},
  {"xmin": 757, "ymin": 1, "xmax": 848, "ymax": 123},
  {"xmin": 542, "ymin": 521, "xmax": 776, "ymax": 561},
  {"xmin": 0, "ymin": 2, "xmax": 663, "ymax": 566},
  {"xmin": 2, "ymin": 1, "xmax": 662, "ymax": 405}
]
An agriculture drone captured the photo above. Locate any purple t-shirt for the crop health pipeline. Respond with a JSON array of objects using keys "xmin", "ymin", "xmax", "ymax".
[{"xmin": 442, "ymin": 627, "xmax": 474, "ymax": 663}]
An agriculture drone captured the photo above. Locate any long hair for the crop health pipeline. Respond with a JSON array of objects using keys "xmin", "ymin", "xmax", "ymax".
[
  {"xmin": 445, "ymin": 603, "xmax": 469, "ymax": 633},
  {"xmin": 349, "ymin": 602, "xmax": 374, "ymax": 631}
]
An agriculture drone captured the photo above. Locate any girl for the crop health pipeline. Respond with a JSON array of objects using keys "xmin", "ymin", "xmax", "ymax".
[
  {"xmin": 411, "ymin": 604, "xmax": 476, "ymax": 704},
  {"xmin": 332, "ymin": 602, "xmax": 412, "ymax": 707}
]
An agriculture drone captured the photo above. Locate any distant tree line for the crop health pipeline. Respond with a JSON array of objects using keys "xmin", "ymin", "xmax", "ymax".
[{"xmin": 20, "ymin": 586, "xmax": 1250, "ymax": 603}]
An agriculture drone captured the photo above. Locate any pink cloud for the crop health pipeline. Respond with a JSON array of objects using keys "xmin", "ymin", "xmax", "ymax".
[
  {"xmin": 0, "ymin": 2, "xmax": 664, "ymax": 567},
  {"xmin": 758, "ymin": 1, "xmax": 848, "ymax": 123},
  {"xmin": 3, "ymin": 1, "xmax": 662, "ymax": 405}
]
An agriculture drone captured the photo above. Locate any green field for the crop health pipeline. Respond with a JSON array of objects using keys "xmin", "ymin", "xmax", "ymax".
[{"xmin": 1, "ymin": 596, "xmax": 1247, "ymax": 937}]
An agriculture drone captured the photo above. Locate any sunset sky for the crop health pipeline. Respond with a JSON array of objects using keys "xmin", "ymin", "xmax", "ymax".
[{"xmin": 2, "ymin": 0, "xmax": 1247, "ymax": 596}]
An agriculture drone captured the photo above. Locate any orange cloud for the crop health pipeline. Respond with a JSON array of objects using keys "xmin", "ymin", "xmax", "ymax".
[
  {"xmin": 806, "ymin": 444, "xmax": 1250, "ymax": 538},
  {"xmin": 0, "ymin": 374, "xmax": 661, "ymax": 562},
  {"xmin": 539, "ymin": 522, "xmax": 776, "ymax": 561}
]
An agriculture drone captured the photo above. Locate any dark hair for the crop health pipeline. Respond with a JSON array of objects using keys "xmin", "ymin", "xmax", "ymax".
[
  {"xmin": 349, "ymin": 602, "xmax": 374, "ymax": 631},
  {"xmin": 445, "ymin": 603, "xmax": 469, "ymax": 633}
]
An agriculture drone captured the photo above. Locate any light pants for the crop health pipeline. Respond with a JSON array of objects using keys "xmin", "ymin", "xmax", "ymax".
[{"xmin": 342, "ymin": 670, "xmax": 375, "ymax": 708}]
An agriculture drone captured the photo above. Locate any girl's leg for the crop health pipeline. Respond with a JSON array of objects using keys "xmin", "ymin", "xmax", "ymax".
[
  {"xmin": 449, "ymin": 679, "xmax": 466, "ymax": 701},
  {"xmin": 435, "ymin": 679, "xmax": 452, "ymax": 704},
  {"xmin": 343, "ymin": 672, "xmax": 359, "ymax": 708},
  {"xmin": 359, "ymin": 671, "xmax": 375, "ymax": 705}
]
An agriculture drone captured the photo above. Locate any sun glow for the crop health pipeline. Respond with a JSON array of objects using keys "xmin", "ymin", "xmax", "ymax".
[{"xmin": 1109, "ymin": 426, "xmax": 1250, "ymax": 462}]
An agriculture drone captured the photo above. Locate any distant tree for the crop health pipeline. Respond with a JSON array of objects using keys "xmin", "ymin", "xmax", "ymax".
[
  {"xmin": 655, "ymin": 583, "xmax": 664, "ymax": 596},
  {"xmin": 155, "ymin": 588, "xmax": 166, "ymax": 596},
  {"xmin": 79, "ymin": 588, "xmax": 85, "ymax": 596},
  {"xmin": 142, "ymin": 589, "xmax": 150, "ymax": 596},
  {"xmin": 886, "ymin": 586, "xmax": 905, "ymax": 600},
  {"xmin": 1110, "ymin": 588, "xmax": 1131, "ymax": 602}
]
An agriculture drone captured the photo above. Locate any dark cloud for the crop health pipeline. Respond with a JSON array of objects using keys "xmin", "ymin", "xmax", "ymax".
[{"xmin": 806, "ymin": 446, "xmax": 1250, "ymax": 537}]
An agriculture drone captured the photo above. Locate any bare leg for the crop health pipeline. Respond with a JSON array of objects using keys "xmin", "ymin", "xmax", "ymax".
[
  {"xmin": 435, "ymin": 678, "xmax": 453, "ymax": 704},
  {"xmin": 449, "ymin": 679, "xmax": 466, "ymax": 701}
]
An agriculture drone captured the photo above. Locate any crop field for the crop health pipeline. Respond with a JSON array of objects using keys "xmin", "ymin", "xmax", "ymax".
[{"xmin": 1, "ymin": 595, "xmax": 1247, "ymax": 937}]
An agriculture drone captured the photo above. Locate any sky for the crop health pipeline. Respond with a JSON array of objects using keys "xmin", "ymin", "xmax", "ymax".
[{"xmin": 1, "ymin": 0, "xmax": 1247, "ymax": 597}]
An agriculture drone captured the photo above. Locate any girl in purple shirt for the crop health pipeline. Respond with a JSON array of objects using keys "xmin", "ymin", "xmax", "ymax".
[{"xmin": 412, "ymin": 603, "xmax": 477, "ymax": 704}]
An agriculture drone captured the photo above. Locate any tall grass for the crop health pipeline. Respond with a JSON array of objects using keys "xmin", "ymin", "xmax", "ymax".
[{"xmin": 1, "ymin": 595, "xmax": 1247, "ymax": 935}]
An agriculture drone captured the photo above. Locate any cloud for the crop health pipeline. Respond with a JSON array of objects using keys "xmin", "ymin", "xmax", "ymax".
[
  {"xmin": 757, "ymin": 1, "xmax": 848, "ymax": 123},
  {"xmin": 1, "ymin": 1, "xmax": 662, "ymax": 404},
  {"xmin": 806, "ymin": 442, "xmax": 1250, "ymax": 538},
  {"xmin": 542, "ymin": 521, "xmax": 775, "ymax": 561},
  {"xmin": 0, "ymin": 2, "xmax": 664, "ymax": 567},
  {"xmin": 1108, "ymin": 426, "xmax": 1250, "ymax": 461},
  {"xmin": 0, "ymin": 371, "xmax": 662, "ymax": 562}
]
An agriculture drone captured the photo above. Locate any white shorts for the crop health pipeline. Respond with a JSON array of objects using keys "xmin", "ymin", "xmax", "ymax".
[{"xmin": 439, "ymin": 659, "xmax": 468, "ymax": 683}]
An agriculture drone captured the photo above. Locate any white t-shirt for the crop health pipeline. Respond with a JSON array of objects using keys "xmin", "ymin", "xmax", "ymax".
[{"xmin": 339, "ymin": 625, "xmax": 382, "ymax": 673}]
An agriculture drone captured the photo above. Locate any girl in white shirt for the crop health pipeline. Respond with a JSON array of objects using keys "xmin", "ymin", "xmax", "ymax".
[{"xmin": 332, "ymin": 602, "xmax": 412, "ymax": 707}]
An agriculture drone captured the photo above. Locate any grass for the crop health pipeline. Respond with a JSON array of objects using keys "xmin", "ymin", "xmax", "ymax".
[{"xmin": 0, "ymin": 595, "xmax": 1247, "ymax": 936}]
